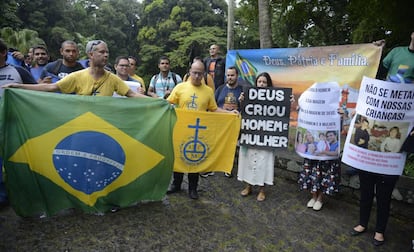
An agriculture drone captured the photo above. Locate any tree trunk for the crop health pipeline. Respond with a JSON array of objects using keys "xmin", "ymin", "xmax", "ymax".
[
  {"xmin": 227, "ymin": 0, "xmax": 235, "ymax": 50},
  {"xmin": 258, "ymin": 0, "xmax": 272, "ymax": 48}
]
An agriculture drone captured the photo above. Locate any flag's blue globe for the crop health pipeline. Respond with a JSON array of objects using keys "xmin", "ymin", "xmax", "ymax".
[{"xmin": 53, "ymin": 131, "xmax": 125, "ymax": 194}]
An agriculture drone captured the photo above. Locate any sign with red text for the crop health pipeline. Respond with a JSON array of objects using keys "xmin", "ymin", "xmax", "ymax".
[{"xmin": 342, "ymin": 77, "xmax": 414, "ymax": 175}]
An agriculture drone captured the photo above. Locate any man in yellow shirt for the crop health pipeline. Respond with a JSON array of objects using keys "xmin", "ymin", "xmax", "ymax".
[
  {"xmin": 166, "ymin": 60, "xmax": 237, "ymax": 199},
  {"xmin": 3, "ymin": 40, "xmax": 147, "ymax": 98},
  {"xmin": 127, "ymin": 56, "xmax": 146, "ymax": 93}
]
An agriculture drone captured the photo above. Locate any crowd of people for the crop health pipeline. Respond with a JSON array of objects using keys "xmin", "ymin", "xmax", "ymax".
[{"xmin": 1, "ymin": 30, "xmax": 413, "ymax": 248}]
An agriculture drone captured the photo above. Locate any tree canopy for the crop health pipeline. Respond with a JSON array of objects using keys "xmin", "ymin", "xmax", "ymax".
[{"xmin": 1, "ymin": 0, "xmax": 411, "ymax": 82}]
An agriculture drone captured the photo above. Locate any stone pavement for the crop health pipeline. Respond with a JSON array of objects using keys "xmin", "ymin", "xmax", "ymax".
[{"xmin": 0, "ymin": 171, "xmax": 413, "ymax": 252}]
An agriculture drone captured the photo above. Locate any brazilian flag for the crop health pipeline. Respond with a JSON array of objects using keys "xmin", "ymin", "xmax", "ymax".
[
  {"xmin": 0, "ymin": 89, "xmax": 176, "ymax": 217},
  {"xmin": 235, "ymin": 52, "xmax": 258, "ymax": 86}
]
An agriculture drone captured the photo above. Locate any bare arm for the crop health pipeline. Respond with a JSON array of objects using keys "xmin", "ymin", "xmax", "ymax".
[
  {"xmin": 147, "ymin": 86, "xmax": 158, "ymax": 98},
  {"xmin": 125, "ymin": 89, "xmax": 149, "ymax": 98},
  {"xmin": 2, "ymin": 83, "xmax": 60, "ymax": 92},
  {"xmin": 11, "ymin": 51, "xmax": 25, "ymax": 61}
]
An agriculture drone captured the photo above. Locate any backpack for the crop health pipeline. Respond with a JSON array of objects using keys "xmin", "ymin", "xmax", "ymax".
[
  {"xmin": 51, "ymin": 59, "xmax": 84, "ymax": 76},
  {"xmin": 152, "ymin": 72, "xmax": 179, "ymax": 93}
]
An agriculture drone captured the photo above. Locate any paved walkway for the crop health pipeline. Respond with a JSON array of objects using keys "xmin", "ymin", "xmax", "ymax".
[{"xmin": 0, "ymin": 173, "xmax": 413, "ymax": 251}]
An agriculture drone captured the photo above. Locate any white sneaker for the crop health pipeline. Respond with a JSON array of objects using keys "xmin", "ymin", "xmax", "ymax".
[
  {"xmin": 313, "ymin": 200, "xmax": 323, "ymax": 211},
  {"xmin": 307, "ymin": 198, "xmax": 316, "ymax": 208},
  {"xmin": 200, "ymin": 172, "xmax": 215, "ymax": 178},
  {"xmin": 391, "ymin": 188, "xmax": 403, "ymax": 201}
]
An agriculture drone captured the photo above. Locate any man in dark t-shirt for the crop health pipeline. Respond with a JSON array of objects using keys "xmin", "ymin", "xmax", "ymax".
[
  {"xmin": 204, "ymin": 44, "xmax": 226, "ymax": 89},
  {"xmin": 354, "ymin": 118, "xmax": 370, "ymax": 149},
  {"xmin": 39, "ymin": 40, "xmax": 84, "ymax": 83}
]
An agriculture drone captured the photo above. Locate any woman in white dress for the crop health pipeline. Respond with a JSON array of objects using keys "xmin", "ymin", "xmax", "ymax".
[{"xmin": 237, "ymin": 72, "xmax": 276, "ymax": 202}]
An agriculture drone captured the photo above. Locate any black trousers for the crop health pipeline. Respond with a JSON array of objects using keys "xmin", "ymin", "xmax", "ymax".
[
  {"xmin": 358, "ymin": 170, "xmax": 399, "ymax": 234},
  {"xmin": 172, "ymin": 172, "xmax": 199, "ymax": 191}
]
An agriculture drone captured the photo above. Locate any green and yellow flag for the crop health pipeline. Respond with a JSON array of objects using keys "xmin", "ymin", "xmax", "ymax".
[
  {"xmin": 0, "ymin": 89, "xmax": 176, "ymax": 217},
  {"xmin": 172, "ymin": 109, "xmax": 241, "ymax": 173},
  {"xmin": 235, "ymin": 52, "xmax": 258, "ymax": 86}
]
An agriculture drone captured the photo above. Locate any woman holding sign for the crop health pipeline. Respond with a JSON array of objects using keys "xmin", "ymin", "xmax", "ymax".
[
  {"xmin": 345, "ymin": 76, "xmax": 414, "ymax": 246},
  {"xmin": 237, "ymin": 72, "xmax": 276, "ymax": 201},
  {"xmin": 296, "ymin": 82, "xmax": 342, "ymax": 211},
  {"xmin": 297, "ymin": 131, "xmax": 341, "ymax": 210}
]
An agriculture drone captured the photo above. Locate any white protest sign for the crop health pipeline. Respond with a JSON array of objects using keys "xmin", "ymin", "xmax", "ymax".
[
  {"xmin": 113, "ymin": 81, "xmax": 142, "ymax": 98},
  {"xmin": 342, "ymin": 76, "xmax": 414, "ymax": 175},
  {"xmin": 295, "ymin": 82, "xmax": 341, "ymax": 160}
]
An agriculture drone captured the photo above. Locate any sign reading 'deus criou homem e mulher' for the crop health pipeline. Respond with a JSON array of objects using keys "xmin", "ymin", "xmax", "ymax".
[{"xmin": 240, "ymin": 87, "xmax": 292, "ymax": 150}]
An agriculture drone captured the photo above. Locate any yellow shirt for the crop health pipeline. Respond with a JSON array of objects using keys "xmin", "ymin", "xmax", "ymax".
[
  {"xmin": 130, "ymin": 74, "xmax": 146, "ymax": 91},
  {"xmin": 167, "ymin": 81, "xmax": 218, "ymax": 111},
  {"xmin": 57, "ymin": 69, "xmax": 130, "ymax": 96}
]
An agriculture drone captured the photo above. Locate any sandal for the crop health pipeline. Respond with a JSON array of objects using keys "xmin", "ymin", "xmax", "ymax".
[
  {"xmin": 241, "ymin": 185, "xmax": 252, "ymax": 196},
  {"xmin": 257, "ymin": 191, "xmax": 265, "ymax": 201}
]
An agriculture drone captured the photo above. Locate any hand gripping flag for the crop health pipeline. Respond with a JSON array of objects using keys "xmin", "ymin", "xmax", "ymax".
[
  {"xmin": 172, "ymin": 109, "xmax": 241, "ymax": 173},
  {"xmin": 0, "ymin": 89, "xmax": 176, "ymax": 217}
]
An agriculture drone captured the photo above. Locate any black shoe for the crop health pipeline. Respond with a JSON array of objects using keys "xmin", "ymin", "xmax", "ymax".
[
  {"xmin": 0, "ymin": 199, "xmax": 9, "ymax": 208},
  {"xmin": 350, "ymin": 227, "xmax": 366, "ymax": 236},
  {"xmin": 373, "ymin": 238, "xmax": 385, "ymax": 246},
  {"xmin": 110, "ymin": 206, "xmax": 120, "ymax": 213},
  {"xmin": 167, "ymin": 185, "xmax": 181, "ymax": 194},
  {"xmin": 224, "ymin": 172, "xmax": 233, "ymax": 178},
  {"xmin": 189, "ymin": 190, "xmax": 199, "ymax": 200}
]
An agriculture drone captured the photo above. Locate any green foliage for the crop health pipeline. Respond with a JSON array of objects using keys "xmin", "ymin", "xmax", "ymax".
[
  {"xmin": 138, "ymin": 27, "xmax": 158, "ymax": 42},
  {"xmin": 0, "ymin": 0, "xmax": 23, "ymax": 29},
  {"xmin": 234, "ymin": 0, "xmax": 260, "ymax": 49},
  {"xmin": 2, "ymin": 0, "xmax": 411, "ymax": 86},
  {"xmin": 170, "ymin": 26, "xmax": 227, "ymax": 71},
  {"xmin": 348, "ymin": 0, "xmax": 414, "ymax": 52},
  {"xmin": 49, "ymin": 27, "xmax": 73, "ymax": 49},
  {"xmin": 137, "ymin": 44, "xmax": 165, "ymax": 83},
  {"xmin": 404, "ymin": 154, "xmax": 414, "ymax": 177},
  {"xmin": 273, "ymin": 0, "xmax": 350, "ymax": 47},
  {"xmin": 0, "ymin": 27, "xmax": 45, "ymax": 53},
  {"xmin": 170, "ymin": 6, "xmax": 182, "ymax": 20},
  {"xmin": 137, "ymin": 0, "xmax": 227, "ymax": 77},
  {"xmin": 7, "ymin": 0, "xmax": 142, "ymax": 61}
]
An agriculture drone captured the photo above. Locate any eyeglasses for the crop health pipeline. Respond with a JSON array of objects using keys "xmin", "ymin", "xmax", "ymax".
[{"xmin": 191, "ymin": 71, "xmax": 204, "ymax": 76}]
